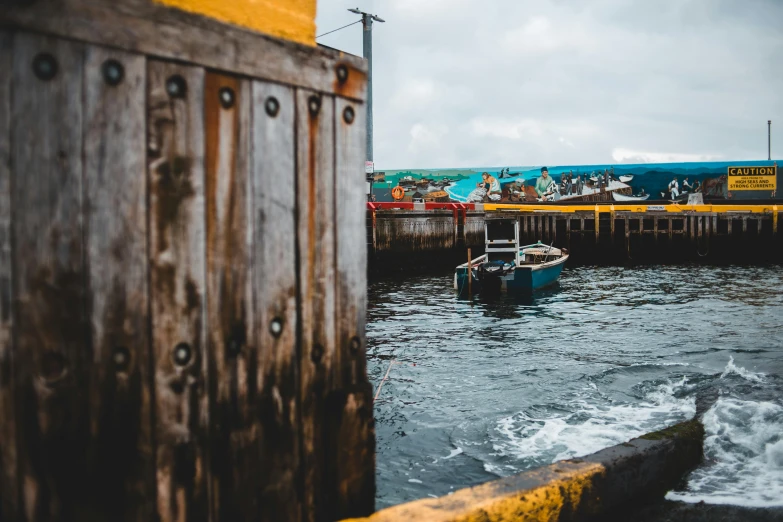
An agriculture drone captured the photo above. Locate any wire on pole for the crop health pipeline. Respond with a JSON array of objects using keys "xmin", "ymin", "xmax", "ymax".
[{"xmin": 316, "ymin": 19, "xmax": 362, "ymax": 39}]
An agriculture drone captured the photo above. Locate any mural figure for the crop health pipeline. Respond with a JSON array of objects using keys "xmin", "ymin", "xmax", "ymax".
[
  {"xmin": 667, "ymin": 177, "xmax": 680, "ymax": 199},
  {"xmin": 534, "ymin": 167, "xmax": 555, "ymax": 200},
  {"xmin": 481, "ymin": 172, "xmax": 502, "ymax": 201}
]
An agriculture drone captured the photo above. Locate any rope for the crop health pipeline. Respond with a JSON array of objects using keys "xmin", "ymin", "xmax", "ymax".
[{"xmin": 374, "ymin": 358, "xmax": 397, "ymax": 402}]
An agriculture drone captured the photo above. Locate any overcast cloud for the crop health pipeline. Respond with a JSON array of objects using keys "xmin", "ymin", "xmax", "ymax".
[{"xmin": 315, "ymin": 0, "xmax": 782, "ymax": 169}]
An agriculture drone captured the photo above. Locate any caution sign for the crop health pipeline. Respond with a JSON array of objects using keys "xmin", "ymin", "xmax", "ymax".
[{"xmin": 727, "ymin": 165, "xmax": 777, "ymax": 191}]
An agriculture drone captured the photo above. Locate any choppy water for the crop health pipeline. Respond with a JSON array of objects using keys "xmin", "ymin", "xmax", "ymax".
[{"xmin": 367, "ymin": 265, "xmax": 783, "ymax": 509}]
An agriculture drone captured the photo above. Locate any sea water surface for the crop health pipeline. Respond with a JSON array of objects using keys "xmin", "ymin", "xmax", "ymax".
[{"xmin": 367, "ymin": 265, "xmax": 783, "ymax": 509}]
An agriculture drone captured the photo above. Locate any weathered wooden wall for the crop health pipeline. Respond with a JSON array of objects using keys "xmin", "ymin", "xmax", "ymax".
[{"xmin": 0, "ymin": 3, "xmax": 374, "ymax": 519}]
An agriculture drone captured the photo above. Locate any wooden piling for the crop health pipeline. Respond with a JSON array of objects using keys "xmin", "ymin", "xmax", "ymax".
[{"xmin": 0, "ymin": 3, "xmax": 373, "ymax": 520}]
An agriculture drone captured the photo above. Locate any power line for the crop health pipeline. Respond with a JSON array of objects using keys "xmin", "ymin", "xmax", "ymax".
[{"xmin": 316, "ymin": 19, "xmax": 361, "ymax": 39}]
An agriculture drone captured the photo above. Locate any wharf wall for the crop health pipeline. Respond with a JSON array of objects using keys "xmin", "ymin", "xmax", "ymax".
[
  {"xmin": 343, "ymin": 419, "xmax": 705, "ymax": 522},
  {"xmin": 368, "ymin": 203, "xmax": 783, "ymax": 271}
]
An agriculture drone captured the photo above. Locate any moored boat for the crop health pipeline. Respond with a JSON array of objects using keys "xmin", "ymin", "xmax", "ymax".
[
  {"xmin": 619, "ymin": 174, "xmax": 634, "ymax": 183},
  {"xmin": 454, "ymin": 218, "xmax": 568, "ymax": 294}
]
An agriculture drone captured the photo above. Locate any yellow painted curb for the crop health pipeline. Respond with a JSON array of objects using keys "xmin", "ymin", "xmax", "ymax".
[
  {"xmin": 343, "ymin": 461, "xmax": 605, "ymax": 522},
  {"xmin": 154, "ymin": 0, "xmax": 316, "ymax": 45}
]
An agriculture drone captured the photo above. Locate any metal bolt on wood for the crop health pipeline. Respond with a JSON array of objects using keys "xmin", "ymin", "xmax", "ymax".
[
  {"xmin": 336, "ymin": 64, "xmax": 348, "ymax": 83},
  {"xmin": 101, "ymin": 59, "xmax": 124, "ymax": 86},
  {"xmin": 112, "ymin": 346, "xmax": 130, "ymax": 371},
  {"xmin": 172, "ymin": 342, "xmax": 192, "ymax": 366},
  {"xmin": 218, "ymin": 86, "xmax": 234, "ymax": 108},
  {"xmin": 265, "ymin": 95, "xmax": 280, "ymax": 117},
  {"xmin": 343, "ymin": 105, "xmax": 355, "ymax": 124},
  {"xmin": 350, "ymin": 335, "xmax": 361, "ymax": 355},
  {"xmin": 32, "ymin": 52, "xmax": 57, "ymax": 80},
  {"xmin": 165, "ymin": 74, "xmax": 187, "ymax": 98},
  {"xmin": 270, "ymin": 317, "xmax": 284, "ymax": 337},
  {"xmin": 308, "ymin": 94, "xmax": 320, "ymax": 116}
]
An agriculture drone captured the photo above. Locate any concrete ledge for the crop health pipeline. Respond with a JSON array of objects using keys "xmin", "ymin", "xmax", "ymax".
[{"xmin": 342, "ymin": 419, "xmax": 704, "ymax": 522}]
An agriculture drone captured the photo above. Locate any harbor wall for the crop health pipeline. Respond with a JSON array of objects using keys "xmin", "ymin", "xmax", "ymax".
[
  {"xmin": 342, "ymin": 419, "xmax": 705, "ymax": 522},
  {"xmin": 368, "ymin": 204, "xmax": 783, "ymax": 271}
]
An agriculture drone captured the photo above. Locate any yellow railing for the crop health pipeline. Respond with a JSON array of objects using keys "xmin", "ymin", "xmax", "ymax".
[{"xmin": 483, "ymin": 203, "xmax": 780, "ymax": 214}]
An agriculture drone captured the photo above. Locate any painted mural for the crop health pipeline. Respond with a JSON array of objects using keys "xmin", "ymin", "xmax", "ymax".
[{"xmin": 369, "ymin": 160, "xmax": 780, "ymax": 204}]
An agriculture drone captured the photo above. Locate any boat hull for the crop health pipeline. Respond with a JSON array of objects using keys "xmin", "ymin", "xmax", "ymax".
[{"xmin": 455, "ymin": 255, "xmax": 567, "ymax": 294}]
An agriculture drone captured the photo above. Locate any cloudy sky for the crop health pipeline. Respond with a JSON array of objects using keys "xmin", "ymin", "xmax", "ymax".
[{"xmin": 315, "ymin": 0, "xmax": 782, "ymax": 170}]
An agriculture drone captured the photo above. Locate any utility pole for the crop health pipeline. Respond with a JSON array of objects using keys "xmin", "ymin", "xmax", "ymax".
[
  {"xmin": 769, "ymin": 120, "xmax": 772, "ymax": 160},
  {"xmin": 348, "ymin": 8, "xmax": 384, "ymax": 165}
]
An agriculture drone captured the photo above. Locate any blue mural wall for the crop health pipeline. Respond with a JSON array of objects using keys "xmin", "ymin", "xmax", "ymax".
[{"xmin": 370, "ymin": 160, "xmax": 780, "ymax": 203}]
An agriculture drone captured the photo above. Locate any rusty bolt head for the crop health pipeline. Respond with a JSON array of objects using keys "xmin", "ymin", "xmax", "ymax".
[
  {"xmin": 219, "ymin": 86, "xmax": 235, "ymax": 109},
  {"xmin": 270, "ymin": 318, "xmax": 284, "ymax": 338},
  {"xmin": 166, "ymin": 75, "xmax": 187, "ymax": 99},
  {"xmin": 113, "ymin": 346, "xmax": 130, "ymax": 371},
  {"xmin": 349, "ymin": 336, "xmax": 361, "ymax": 355},
  {"xmin": 308, "ymin": 95, "xmax": 321, "ymax": 117},
  {"xmin": 265, "ymin": 96, "xmax": 280, "ymax": 117},
  {"xmin": 343, "ymin": 106, "xmax": 355, "ymax": 124},
  {"xmin": 336, "ymin": 64, "xmax": 349, "ymax": 84},
  {"xmin": 311, "ymin": 344, "xmax": 324, "ymax": 364},
  {"xmin": 101, "ymin": 59, "xmax": 124, "ymax": 86},
  {"xmin": 32, "ymin": 53, "xmax": 58, "ymax": 81},
  {"xmin": 172, "ymin": 342, "xmax": 192, "ymax": 366}
]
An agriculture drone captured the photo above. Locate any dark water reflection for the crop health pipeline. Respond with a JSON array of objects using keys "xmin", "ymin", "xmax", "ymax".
[{"xmin": 367, "ymin": 264, "xmax": 783, "ymax": 509}]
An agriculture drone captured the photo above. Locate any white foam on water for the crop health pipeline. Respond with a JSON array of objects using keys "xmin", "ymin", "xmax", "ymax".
[
  {"xmin": 720, "ymin": 356, "xmax": 765, "ymax": 383},
  {"xmin": 492, "ymin": 377, "xmax": 695, "ymax": 465},
  {"xmin": 408, "ymin": 479, "xmax": 423, "ymax": 484},
  {"xmin": 666, "ymin": 398, "xmax": 783, "ymax": 507}
]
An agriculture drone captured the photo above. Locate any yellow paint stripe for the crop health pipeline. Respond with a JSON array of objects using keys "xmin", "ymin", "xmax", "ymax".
[
  {"xmin": 342, "ymin": 461, "xmax": 606, "ymax": 522},
  {"xmin": 154, "ymin": 0, "xmax": 317, "ymax": 46},
  {"xmin": 483, "ymin": 203, "xmax": 778, "ymax": 214}
]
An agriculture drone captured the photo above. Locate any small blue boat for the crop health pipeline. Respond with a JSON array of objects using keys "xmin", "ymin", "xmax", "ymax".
[{"xmin": 454, "ymin": 218, "xmax": 569, "ymax": 294}]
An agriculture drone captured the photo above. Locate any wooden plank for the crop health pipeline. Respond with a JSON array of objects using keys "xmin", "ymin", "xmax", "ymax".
[
  {"xmin": 147, "ymin": 59, "xmax": 208, "ymax": 522},
  {"xmin": 11, "ymin": 32, "xmax": 89, "ymax": 521},
  {"xmin": 0, "ymin": 29, "xmax": 17, "ymax": 522},
  {"xmin": 712, "ymin": 213, "xmax": 718, "ymax": 236},
  {"xmin": 296, "ymin": 89, "xmax": 337, "ymax": 522},
  {"xmin": 521, "ymin": 215, "xmax": 527, "ymax": 242},
  {"xmin": 0, "ymin": 0, "xmax": 367, "ymax": 101},
  {"xmin": 204, "ymin": 71, "xmax": 258, "ymax": 522},
  {"xmin": 250, "ymin": 80, "xmax": 300, "ymax": 522},
  {"xmin": 742, "ymin": 216, "xmax": 748, "ymax": 234},
  {"xmin": 333, "ymin": 97, "xmax": 375, "ymax": 519},
  {"xmin": 727, "ymin": 217, "xmax": 733, "ymax": 235},
  {"xmin": 84, "ymin": 44, "xmax": 154, "ymax": 522}
]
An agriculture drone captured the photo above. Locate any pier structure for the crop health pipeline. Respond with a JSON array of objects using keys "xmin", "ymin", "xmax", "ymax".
[{"xmin": 367, "ymin": 201, "xmax": 783, "ymax": 270}]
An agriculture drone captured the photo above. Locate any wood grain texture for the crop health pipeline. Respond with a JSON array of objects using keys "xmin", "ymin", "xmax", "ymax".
[
  {"xmin": 333, "ymin": 97, "xmax": 375, "ymax": 519},
  {"xmin": 250, "ymin": 80, "xmax": 301, "ymax": 522},
  {"xmin": 11, "ymin": 32, "xmax": 90, "ymax": 521},
  {"xmin": 0, "ymin": 0, "xmax": 367, "ymax": 101},
  {"xmin": 204, "ymin": 72, "xmax": 257, "ymax": 522},
  {"xmin": 295, "ymin": 89, "xmax": 336, "ymax": 522},
  {"xmin": 0, "ymin": 29, "xmax": 18, "ymax": 522},
  {"xmin": 83, "ymin": 45, "xmax": 154, "ymax": 522},
  {"xmin": 147, "ymin": 59, "xmax": 208, "ymax": 522}
]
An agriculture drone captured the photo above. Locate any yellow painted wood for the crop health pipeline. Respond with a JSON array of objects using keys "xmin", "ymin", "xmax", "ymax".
[{"xmin": 154, "ymin": 0, "xmax": 316, "ymax": 45}]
